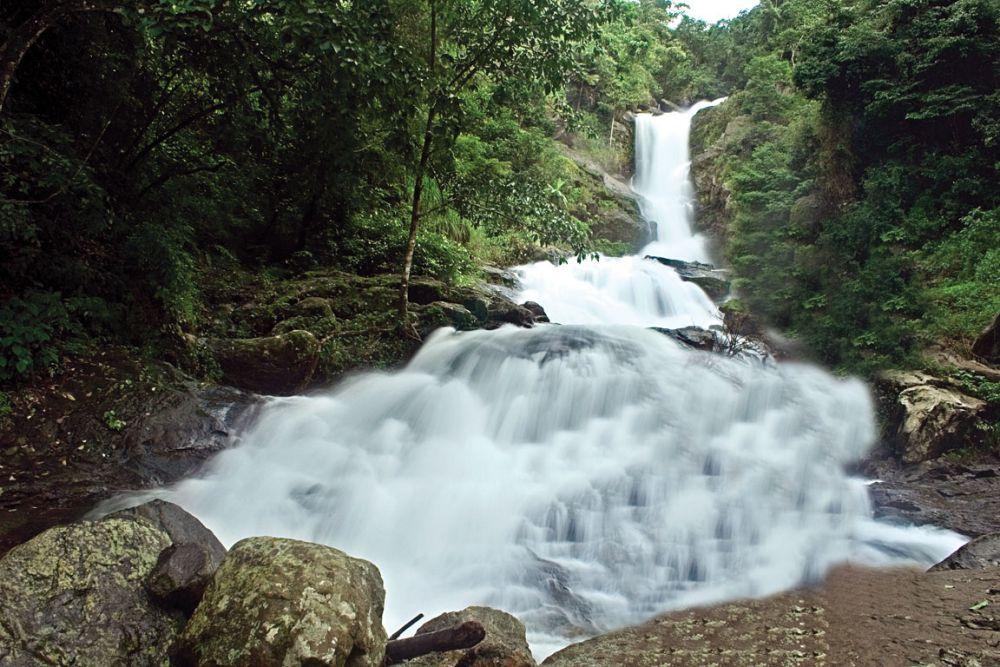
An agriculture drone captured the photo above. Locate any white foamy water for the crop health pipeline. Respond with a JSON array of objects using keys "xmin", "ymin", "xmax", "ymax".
[{"xmin": 106, "ymin": 102, "xmax": 964, "ymax": 658}]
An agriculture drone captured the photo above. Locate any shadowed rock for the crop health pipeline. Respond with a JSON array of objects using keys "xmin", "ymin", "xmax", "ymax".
[
  {"xmin": 930, "ymin": 533, "xmax": 1000, "ymax": 571},
  {"xmin": 644, "ymin": 256, "xmax": 730, "ymax": 300}
]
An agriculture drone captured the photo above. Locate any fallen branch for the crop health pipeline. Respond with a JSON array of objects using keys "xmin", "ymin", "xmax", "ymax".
[
  {"xmin": 389, "ymin": 613, "xmax": 425, "ymax": 641},
  {"xmin": 384, "ymin": 620, "xmax": 485, "ymax": 665}
]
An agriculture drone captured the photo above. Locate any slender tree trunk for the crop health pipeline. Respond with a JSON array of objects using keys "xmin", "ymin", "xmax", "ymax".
[
  {"xmin": 398, "ymin": 105, "xmax": 436, "ymax": 318},
  {"xmin": 0, "ymin": 1, "xmax": 117, "ymax": 114},
  {"xmin": 398, "ymin": 0, "xmax": 438, "ymax": 320}
]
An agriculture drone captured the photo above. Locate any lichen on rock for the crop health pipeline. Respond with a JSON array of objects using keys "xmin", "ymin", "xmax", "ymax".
[
  {"xmin": 175, "ymin": 536, "xmax": 387, "ymax": 667},
  {"xmin": 0, "ymin": 518, "xmax": 183, "ymax": 666}
]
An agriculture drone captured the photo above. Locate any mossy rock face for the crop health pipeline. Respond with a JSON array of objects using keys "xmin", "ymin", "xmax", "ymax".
[
  {"xmin": 405, "ymin": 606, "xmax": 536, "ymax": 667},
  {"xmin": 177, "ymin": 537, "xmax": 387, "ymax": 667},
  {"xmin": 0, "ymin": 518, "xmax": 183, "ymax": 666},
  {"xmin": 208, "ymin": 330, "xmax": 321, "ymax": 395},
  {"xmin": 415, "ymin": 302, "xmax": 480, "ymax": 336}
]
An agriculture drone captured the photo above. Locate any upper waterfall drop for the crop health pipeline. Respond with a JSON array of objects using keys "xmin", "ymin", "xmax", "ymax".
[
  {"xmin": 516, "ymin": 100, "xmax": 726, "ymax": 328},
  {"xmin": 632, "ymin": 99, "xmax": 725, "ymax": 263}
]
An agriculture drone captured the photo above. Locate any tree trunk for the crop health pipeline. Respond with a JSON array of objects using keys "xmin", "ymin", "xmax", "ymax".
[
  {"xmin": 384, "ymin": 620, "xmax": 485, "ymax": 665},
  {"xmin": 0, "ymin": 1, "xmax": 117, "ymax": 114},
  {"xmin": 398, "ymin": 0, "xmax": 438, "ymax": 320},
  {"xmin": 398, "ymin": 105, "xmax": 436, "ymax": 319}
]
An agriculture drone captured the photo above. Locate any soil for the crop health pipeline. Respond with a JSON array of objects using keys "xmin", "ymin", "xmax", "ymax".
[{"xmin": 543, "ymin": 565, "xmax": 1000, "ymax": 666}]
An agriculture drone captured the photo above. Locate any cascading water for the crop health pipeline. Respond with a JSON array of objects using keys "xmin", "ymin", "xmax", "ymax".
[{"xmin": 107, "ymin": 102, "xmax": 964, "ymax": 658}]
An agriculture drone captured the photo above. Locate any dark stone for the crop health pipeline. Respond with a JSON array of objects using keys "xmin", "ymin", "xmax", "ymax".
[
  {"xmin": 487, "ymin": 300, "xmax": 538, "ymax": 328},
  {"xmin": 146, "ymin": 542, "xmax": 217, "ymax": 614},
  {"xmin": 522, "ymin": 301, "xmax": 550, "ymax": 323},
  {"xmin": 865, "ymin": 457, "xmax": 1000, "ymax": 537},
  {"xmin": 972, "ymin": 313, "xmax": 999, "ymax": 364},
  {"xmin": 643, "ymin": 256, "xmax": 730, "ymax": 300},
  {"xmin": 652, "ymin": 326, "xmax": 720, "ymax": 352},
  {"xmin": 109, "ymin": 500, "xmax": 226, "ymax": 568},
  {"xmin": 120, "ymin": 386, "xmax": 260, "ymax": 486},
  {"xmin": 929, "ymin": 533, "xmax": 1000, "ymax": 571}
]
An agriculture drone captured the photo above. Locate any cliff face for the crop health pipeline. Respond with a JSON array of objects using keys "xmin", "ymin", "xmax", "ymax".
[{"xmin": 689, "ymin": 103, "xmax": 738, "ymax": 245}]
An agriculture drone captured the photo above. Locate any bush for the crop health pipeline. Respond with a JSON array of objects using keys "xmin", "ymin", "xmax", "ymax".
[{"xmin": 0, "ymin": 292, "xmax": 71, "ymax": 382}]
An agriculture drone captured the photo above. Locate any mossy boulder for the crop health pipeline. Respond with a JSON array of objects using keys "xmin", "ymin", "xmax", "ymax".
[
  {"xmin": 877, "ymin": 371, "xmax": 990, "ymax": 463},
  {"xmin": 176, "ymin": 537, "xmax": 387, "ymax": 667},
  {"xmin": 404, "ymin": 606, "xmax": 536, "ymax": 667},
  {"xmin": 415, "ymin": 301, "xmax": 480, "ymax": 336},
  {"xmin": 207, "ymin": 329, "xmax": 321, "ymax": 395},
  {"xmin": 0, "ymin": 518, "xmax": 183, "ymax": 665}
]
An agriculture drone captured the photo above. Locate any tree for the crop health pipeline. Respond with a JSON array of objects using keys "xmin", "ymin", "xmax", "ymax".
[{"xmin": 396, "ymin": 0, "xmax": 605, "ymax": 320}]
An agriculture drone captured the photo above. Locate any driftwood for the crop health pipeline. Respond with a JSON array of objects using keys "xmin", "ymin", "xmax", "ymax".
[
  {"xmin": 389, "ymin": 613, "xmax": 425, "ymax": 641},
  {"xmin": 384, "ymin": 620, "xmax": 486, "ymax": 665}
]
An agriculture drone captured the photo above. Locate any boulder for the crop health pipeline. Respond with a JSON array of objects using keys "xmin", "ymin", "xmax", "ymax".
[
  {"xmin": 487, "ymin": 301, "xmax": 540, "ymax": 329},
  {"xmin": 176, "ymin": 537, "xmax": 386, "ymax": 667},
  {"xmin": 644, "ymin": 256, "xmax": 730, "ymax": 300},
  {"xmin": 294, "ymin": 296, "xmax": 335, "ymax": 318},
  {"xmin": 521, "ymin": 301, "xmax": 550, "ymax": 324},
  {"xmin": 109, "ymin": 499, "xmax": 226, "ymax": 556},
  {"xmin": 403, "ymin": 606, "xmax": 535, "ymax": 667},
  {"xmin": 652, "ymin": 326, "xmax": 720, "ymax": 352},
  {"xmin": 877, "ymin": 371, "xmax": 989, "ymax": 463},
  {"xmin": 929, "ymin": 533, "xmax": 1000, "ymax": 571},
  {"xmin": 207, "ymin": 329, "xmax": 321, "ymax": 395},
  {"xmin": 147, "ymin": 542, "xmax": 220, "ymax": 614},
  {"xmin": 109, "ymin": 500, "xmax": 227, "ymax": 614},
  {"xmin": 416, "ymin": 301, "xmax": 480, "ymax": 336},
  {"xmin": 972, "ymin": 313, "xmax": 999, "ymax": 364},
  {"xmin": 0, "ymin": 518, "xmax": 183, "ymax": 665}
]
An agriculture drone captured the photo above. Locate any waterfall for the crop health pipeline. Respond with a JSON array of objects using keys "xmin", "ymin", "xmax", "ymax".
[{"xmin": 110, "ymin": 103, "xmax": 964, "ymax": 658}]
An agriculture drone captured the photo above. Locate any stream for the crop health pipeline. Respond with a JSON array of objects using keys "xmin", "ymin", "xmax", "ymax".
[{"xmin": 112, "ymin": 101, "xmax": 964, "ymax": 657}]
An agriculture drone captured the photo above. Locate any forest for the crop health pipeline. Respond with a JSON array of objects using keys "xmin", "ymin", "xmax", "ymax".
[{"xmin": 1, "ymin": 0, "xmax": 996, "ymax": 390}]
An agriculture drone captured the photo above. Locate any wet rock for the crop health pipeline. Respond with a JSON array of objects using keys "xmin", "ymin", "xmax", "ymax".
[
  {"xmin": 930, "ymin": 533, "xmax": 1000, "ymax": 571},
  {"xmin": 865, "ymin": 458, "xmax": 1000, "ymax": 537},
  {"xmin": 483, "ymin": 266, "xmax": 520, "ymax": 288},
  {"xmin": 119, "ymin": 385, "xmax": 260, "ymax": 486},
  {"xmin": 404, "ymin": 606, "xmax": 535, "ymax": 667},
  {"xmin": 653, "ymin": 326, "xmax": 720, "ymax": 352},
  {"xmin": 207, "ymin": 329, "xmax": 321, "ymax": 395},
  {"xmin": 0, "ymin": 518, "xmax": 183, "ymax": 665},
  {"xmin": 487, "ymin": 300, "xmax": 540, "ymax": 329},
  {"xmin": 522, "ymin": 301, "xmax": 550, "ymax": 324},
  {"xmin": 176, "ymin": 536, "xmax": 386, "ymax": 667},
  {"xmin": 0, "ymin": 357, "xmax": 258, "ymax": 557},
  {"xmin": 644, "ymin": 256, "xmax": 730, "ymax": 300},
  {"xmin": 109, "ymin": 500, "xmax": 227, "ymax": 614},
  {"xmin": 972, "ymin": 313, "xmax": 999, "ymax": 364},
  {"xmin": 876, "ymin": 371, "xmax": 989, "ymax": 463}
]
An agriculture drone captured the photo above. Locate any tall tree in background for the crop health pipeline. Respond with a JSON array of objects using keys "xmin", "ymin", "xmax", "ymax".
[{"xmin": 396, "ymin": 0, "xmax": 605, "ymax": 320}]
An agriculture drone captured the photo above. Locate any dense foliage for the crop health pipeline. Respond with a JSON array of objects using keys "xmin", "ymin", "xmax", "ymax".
[
  {"xmin": 691, "ymin": 0, "xmax": 999, "ymax": 374},
  {"xmin": 0, "ymin": 0, "xmax": 667, "ymax": 381}
]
